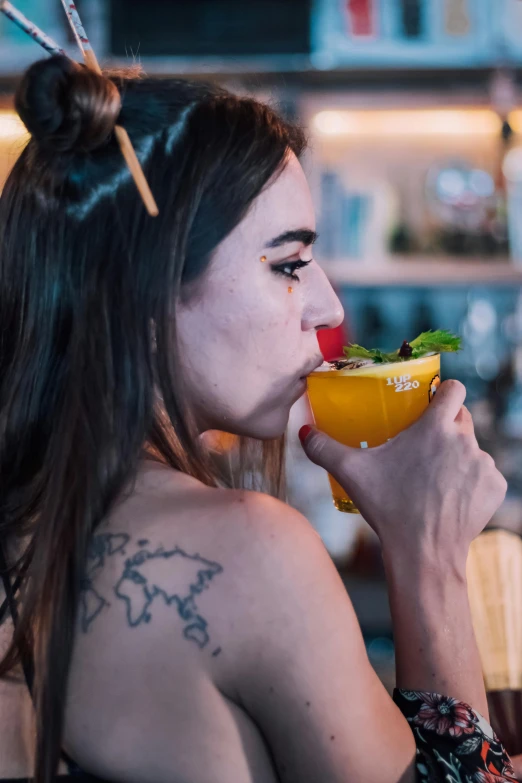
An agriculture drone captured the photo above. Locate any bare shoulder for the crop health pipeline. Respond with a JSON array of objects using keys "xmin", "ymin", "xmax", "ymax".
[
  {"xmin": 68, "ymin": 467, "xmax": 328, "ymax": 689},
  {"xmin": 63, "ymin": 468, "xmax": 328, "ymax": 770},
  {"xmin": 67, "ymin": 462, "xmax": 321, "ymax": 661},
  {"xmin": 65, "ymin": 466, "xmax": 416, "ymax": 783}
]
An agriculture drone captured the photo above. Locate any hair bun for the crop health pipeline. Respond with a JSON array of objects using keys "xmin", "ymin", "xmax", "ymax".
[{"xmin": 15, "ymin": 55, "xmax": 121, "ymax": 154}]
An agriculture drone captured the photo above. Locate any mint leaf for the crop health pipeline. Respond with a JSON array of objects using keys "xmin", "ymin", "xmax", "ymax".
[
  {"xmin": 409, "ymin": 330, "xmax": 461, "ymax": 358},
  {"xmin": 372, "ymin": 349, "xmax": 399, "ymax": 364},
  {"xmin": 372, "ymin": 350, "xmax": 386, "ymax": 364},
  {"xmin": 343, "ymin": 343, "xmax": 375, "ymax": 361},
  {"xmin": 343, "ymin": 344, "xmax": 397, "ymax": 363},
  {"xmin": 342, "ymin": 330, "xmax": 462, "ymax": 365}
]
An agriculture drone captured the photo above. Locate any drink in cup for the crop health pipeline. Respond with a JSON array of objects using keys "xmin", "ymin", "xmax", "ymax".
[{"xmin": 307, "ymin": 353, "xmax": 441, "ymax": 513}]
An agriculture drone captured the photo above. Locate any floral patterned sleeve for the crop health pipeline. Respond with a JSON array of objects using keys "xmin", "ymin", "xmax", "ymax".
[{"xmin": 394, "ymin": 690, "xmax": 517, "ymax": 782}]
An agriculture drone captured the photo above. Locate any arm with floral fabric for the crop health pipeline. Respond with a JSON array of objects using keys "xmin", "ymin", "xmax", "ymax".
[
  {"xmin": 301, "ymin": 380, "xmax": 516, "ymax": 781},
  {"xmin": 388, "ymin": 557, "xmax": 516, "ymax": 782},
  {"xmin": 394, "ymin": 689, "xmax": 515, "ymax": 782}
]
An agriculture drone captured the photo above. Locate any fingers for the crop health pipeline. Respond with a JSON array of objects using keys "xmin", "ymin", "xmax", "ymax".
[
  {"xmin": 299, "ymin": 427, "xmax": 357, "ymax": 478},
  {"xmin": 425, "ymin": 379, "xmax": 467, "ymax": 425},
  {"xmin": 454, "ymin": 405, "xmax": 475, "ymax": 435},
  {"xmin": 454, "ymin": 405, "xmax": 471, "ymax": 424}
]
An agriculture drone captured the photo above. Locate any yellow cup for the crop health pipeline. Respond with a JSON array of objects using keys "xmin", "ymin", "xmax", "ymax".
[{"xmin": 307, "ymin": 354, "xmax": 441, "ymax": 513}]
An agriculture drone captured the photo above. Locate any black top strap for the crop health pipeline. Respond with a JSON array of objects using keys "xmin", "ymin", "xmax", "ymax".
[{"xmin": 0, "ymin": 572, "xmax": 22, "ymax": 625}]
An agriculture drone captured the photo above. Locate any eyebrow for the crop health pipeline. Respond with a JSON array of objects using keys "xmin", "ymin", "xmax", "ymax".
[{"xmin": 263, "ymin": 228, "xmax": 319, "ymax": 249}]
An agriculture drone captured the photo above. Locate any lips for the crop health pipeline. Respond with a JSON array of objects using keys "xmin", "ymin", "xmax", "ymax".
[{"xmin": 299, "ymin": 356, "xmax": 325, "ymax": 379}]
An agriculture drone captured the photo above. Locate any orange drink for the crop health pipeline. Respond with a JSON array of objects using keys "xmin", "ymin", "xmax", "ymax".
[{"xmin": 307, "ymin": 354, "xmax": 441, "ymax": 513}]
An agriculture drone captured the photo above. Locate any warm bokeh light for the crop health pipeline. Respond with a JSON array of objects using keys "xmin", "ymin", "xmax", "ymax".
[
  {"xmin": 0, "ymin": 110, "xmax": 27, "ymax": 141},
  {"xmin": 0, "ymin": 106, "xmax": 515, "ymax": 142},
  {"xmin": 312, "ymin": 108, "xmax": 504, "ymax": 137},
  {"xmin": 507, "ymin": 110, "xmax": 522, "ymax": 135}
]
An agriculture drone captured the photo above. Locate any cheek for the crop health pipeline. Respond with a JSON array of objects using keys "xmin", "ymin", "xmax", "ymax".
[
  {"xmin": 217, "ymin": 288, "xmax": 297, "ymax": 351},
  {"xmin": 244, "ymin": 314, "xmax": 303, "ymax": 386},
  {"xmin": 178, "ymin": 281, "xmax": 301, "ymax": 387},
  {"xmin": 176, "ymin": 285, "xmax": 305, "ymax": 429}
]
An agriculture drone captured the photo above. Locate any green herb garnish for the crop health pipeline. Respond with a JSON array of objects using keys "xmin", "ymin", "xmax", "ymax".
[{"xmin": 344, "ymin": 330, "xmax": 462, "ymax": 365}]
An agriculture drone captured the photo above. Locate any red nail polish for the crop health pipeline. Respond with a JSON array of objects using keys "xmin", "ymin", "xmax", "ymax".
[{"xmin": 298, "ymin": 425, "xmax": 312, "ymax": 443}]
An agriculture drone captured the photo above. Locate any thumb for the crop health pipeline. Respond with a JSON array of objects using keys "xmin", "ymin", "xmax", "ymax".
[
  {"xmin": 299, "ymin": 425, "xmax": 357, "ymax": 477},
  {"xmin": 423, "ymin": 379, "xmax": 467, "ymax": 426}
]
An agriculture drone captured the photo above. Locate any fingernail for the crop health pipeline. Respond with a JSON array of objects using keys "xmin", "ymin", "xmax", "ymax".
[{"xmin": 298, "ymin": 425, "xmax": 312, "ymax": 444}]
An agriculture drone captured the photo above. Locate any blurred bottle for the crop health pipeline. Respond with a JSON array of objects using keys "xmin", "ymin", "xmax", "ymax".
[
  {"xmin": 444, "ymin": 0, "xmax": 470, "ymax": 37},
  {"xmin": 318, "ymin": 167, "xmax": 398, "ymax": 263},
  {"xmin": 491, "ymin": 70, "xmax": 517, "ymax": 261},
  {"xmin": 346, "ymin": 0, "xmax": 376, "ymax": 38},
  {"xmin": 400, "ymin": 0, "xmax": 423, "ymax": 39},
  {"xmin": 502, "ymin": 146, "xmax": 522, "ymax": 264},
  {"xmin": 318, "ymin": 170, "xmax": 343, "ymax": 259}
]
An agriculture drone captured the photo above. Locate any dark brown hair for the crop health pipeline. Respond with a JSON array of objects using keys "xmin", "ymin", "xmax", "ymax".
[{"xmin": 0, "ymin": 55, "xmax": 306, "ymax": 782}]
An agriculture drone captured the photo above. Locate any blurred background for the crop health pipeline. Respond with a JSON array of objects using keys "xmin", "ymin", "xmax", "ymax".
[{"xmin": 4, "ymin": 0, "xmax": 522, "ymax": 692}]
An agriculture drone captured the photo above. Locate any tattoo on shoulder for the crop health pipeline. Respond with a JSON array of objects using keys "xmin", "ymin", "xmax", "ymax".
[{"xmin": 79, "ymin": 532, "xmax": 224, "ymax": 656}]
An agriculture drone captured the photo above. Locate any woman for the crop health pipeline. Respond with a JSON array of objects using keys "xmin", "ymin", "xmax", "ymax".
[{"xmin": 0, "ymin": 55, "xmax": 513, "ymax": 783}]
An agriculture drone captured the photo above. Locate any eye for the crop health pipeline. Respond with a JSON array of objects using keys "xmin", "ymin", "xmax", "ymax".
[{"xmin": 271, "ymin": 259, "xmax": 312, "ymax": 282}]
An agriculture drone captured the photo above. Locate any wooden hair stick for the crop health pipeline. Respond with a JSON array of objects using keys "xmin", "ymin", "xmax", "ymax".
[
  {"xmin": 60, "ymin": 0, "xmax": 159, "ymax": 217},
  {"xmin": 1, "ymin": 0, "xmax": 159, "ymax": 217},
  {"xmin": 0, "ymin": 1, "xmax": 65, "ymax": 55}
]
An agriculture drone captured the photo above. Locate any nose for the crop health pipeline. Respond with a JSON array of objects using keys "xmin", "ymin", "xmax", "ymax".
[{"xmin": 301, "ymin": 263, "xmax": 344, "ymax": 332}]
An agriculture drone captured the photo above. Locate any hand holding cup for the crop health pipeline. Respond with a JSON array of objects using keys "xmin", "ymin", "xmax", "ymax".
[{"xmin": 301, "ymin": 380, "xmax": 507, "ymax": 572}]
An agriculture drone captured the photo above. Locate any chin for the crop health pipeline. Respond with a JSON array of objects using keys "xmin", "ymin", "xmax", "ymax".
[
  {"xmin": 222, "ymin": 406, "xmax": 293, "ymax": 441},
  {"xmin": 203, "ymin": 385, "xmax": 307, "ymax": 440}
]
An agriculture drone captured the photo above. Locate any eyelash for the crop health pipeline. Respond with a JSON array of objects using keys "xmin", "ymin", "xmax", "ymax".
[{"xmin": 271, "ymin": 259, "xmax": 313, "ymax": 282}]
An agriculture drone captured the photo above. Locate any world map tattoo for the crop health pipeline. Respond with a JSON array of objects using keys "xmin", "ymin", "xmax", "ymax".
[
  {"xmin": 79, "ymin": 533, "xmax": 130, "ymax": 632},
  {"xmin": 79, "ymin": 533, "xmax": 224, "ymax": 655}
]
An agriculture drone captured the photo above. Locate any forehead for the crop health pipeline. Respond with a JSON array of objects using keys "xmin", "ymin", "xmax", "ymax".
[{"xmin": 235, "ymin": 153, "xmax": 315, "ymax": 247}]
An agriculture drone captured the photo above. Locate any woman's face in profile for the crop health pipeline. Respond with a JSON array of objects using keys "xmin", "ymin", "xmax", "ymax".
[{"xmin": 177, "ymin": 152, "xmax": 344, "ymax": 439}]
